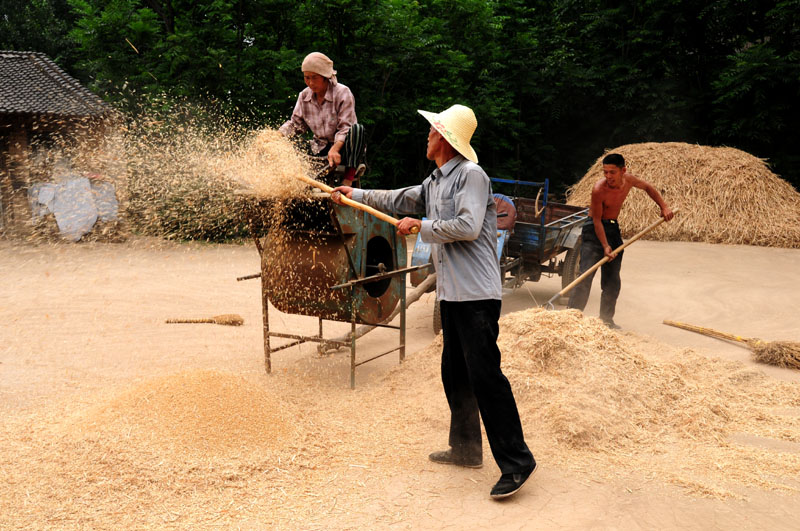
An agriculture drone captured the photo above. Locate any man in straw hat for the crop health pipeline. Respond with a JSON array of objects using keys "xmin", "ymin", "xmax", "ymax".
[
  {"xmin": 279, "ymin": 52, "xmax": 366, "ymax": 185},
  {"xmin": 567, "ymin": 153, "xmax": 674, "ymax": 328},
  {"xmin": 331, "ymin": 104, "xmax": 537, "ymax": 499}
]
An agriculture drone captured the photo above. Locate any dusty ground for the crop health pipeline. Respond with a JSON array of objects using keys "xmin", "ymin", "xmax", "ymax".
[{"xmin": 1, "ymin": 236, "xmax": 799, "ymax": 530}]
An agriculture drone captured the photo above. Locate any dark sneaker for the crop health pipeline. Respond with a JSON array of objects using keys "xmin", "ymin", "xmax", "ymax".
[
  {"xmin": 490, "ymin": 461, "xmax": 538, "ymax": 499},
  {"xmin": 428, "ymin": 448, "xmax": 483, "ymax": 468},
  {"xmin": 603, "ymin": 320, "xmax": 621, "ymax": 330}
]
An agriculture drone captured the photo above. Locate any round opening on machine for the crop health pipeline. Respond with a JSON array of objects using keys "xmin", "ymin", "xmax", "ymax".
[{"xmin": 364, "ymin": 236, "xmax": 394, "ymax": 297}]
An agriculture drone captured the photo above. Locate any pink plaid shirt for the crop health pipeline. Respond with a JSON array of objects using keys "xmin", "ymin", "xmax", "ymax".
[{"xmin": 279, "ymin": 82, "xmax": 358, "ymax": 154}]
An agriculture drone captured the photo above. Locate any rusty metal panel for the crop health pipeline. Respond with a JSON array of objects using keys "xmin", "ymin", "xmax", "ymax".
[{"xmin": 261, "ymin": 197, "xmax": 407, "ymax": 324}]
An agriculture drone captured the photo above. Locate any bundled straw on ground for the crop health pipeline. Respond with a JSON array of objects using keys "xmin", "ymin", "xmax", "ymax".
[{"xmin": 567, "ymin": 142, "xmax": 800, "ymax": 247}]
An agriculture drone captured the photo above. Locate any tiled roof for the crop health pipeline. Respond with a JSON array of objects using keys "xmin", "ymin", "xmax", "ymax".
[{"xmin": 0, "ymin": 50, "xmax": 111, "ymax": 117}]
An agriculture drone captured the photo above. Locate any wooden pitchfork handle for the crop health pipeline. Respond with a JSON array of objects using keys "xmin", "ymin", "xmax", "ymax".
[
  {"xmin": 295, "ymin": 173, "xmax": 419, "ymax": 234},
  {"xmin": 546, "ymin": 207, "xmax": 680, "ymax": 307}
]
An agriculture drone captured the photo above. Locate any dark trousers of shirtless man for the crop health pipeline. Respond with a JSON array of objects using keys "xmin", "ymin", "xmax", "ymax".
[{"xmin": 567, "ymin": 219, "xmax": 624, "ymax": 325}]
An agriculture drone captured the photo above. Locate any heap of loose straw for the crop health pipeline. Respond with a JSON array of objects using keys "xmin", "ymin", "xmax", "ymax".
[{"xmin": 567, "ymin": 142, "xmax": 800, "ymax": 247}]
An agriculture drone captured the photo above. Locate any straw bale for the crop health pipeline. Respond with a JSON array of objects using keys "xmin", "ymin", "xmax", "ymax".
[{"xmin": 566, "ymin": 142, "xmax": 800, "ymax": 247}]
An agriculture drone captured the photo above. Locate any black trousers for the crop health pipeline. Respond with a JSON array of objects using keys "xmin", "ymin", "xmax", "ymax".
[
  {"xmin": 567, "ymin": 220, "xmax": 624, "ymax": 322},
  {"xmin": 440, "ymin": 299, "xmax": 534, "ymax": 474}
]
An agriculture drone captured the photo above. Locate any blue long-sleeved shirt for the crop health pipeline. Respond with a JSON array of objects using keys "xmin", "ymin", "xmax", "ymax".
[{"xmin": 352, "ymin": 155, "xmax": 502, "ymax": 301}]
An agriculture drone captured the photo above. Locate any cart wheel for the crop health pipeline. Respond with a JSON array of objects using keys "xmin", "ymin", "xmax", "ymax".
[
  {"xmin": 433, "ymin": 299, "xmax": 442, "ymax": 335},
  {"xmin": 561, "ymin": 237, "xmax": 582, "ymax": 294}
]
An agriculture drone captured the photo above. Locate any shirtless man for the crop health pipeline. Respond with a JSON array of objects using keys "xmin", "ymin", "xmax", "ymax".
[{"xmin": 567, "ymin": 153, "xmax": 674, "ymax": 328}]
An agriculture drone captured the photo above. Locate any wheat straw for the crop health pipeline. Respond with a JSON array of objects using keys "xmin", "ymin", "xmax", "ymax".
[{"xmin": 567, "ymin": 142, "xmax": 800, "ymax": 247}]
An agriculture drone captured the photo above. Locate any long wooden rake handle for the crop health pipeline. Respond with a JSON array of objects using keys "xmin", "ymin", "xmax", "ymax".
[
  {"xmin": 547, "ymin": 207, "xmax": 680, "ymax": 307},
  {"xmin": 662, "ymin": 320, "xmax": 750, "ymax": 343},
  {"xmin": 295, "ymin": 174, "xmax": 419, "ymax": 234}
]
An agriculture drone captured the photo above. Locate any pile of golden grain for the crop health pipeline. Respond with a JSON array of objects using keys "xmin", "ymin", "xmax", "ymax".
[{"xmin": 567, "ymin": 142, "xmax": 800, "ymax": 247}]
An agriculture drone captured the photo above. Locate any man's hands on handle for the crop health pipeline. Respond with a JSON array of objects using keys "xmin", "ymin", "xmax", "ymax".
[
  {"xmin": 330, "ymin": 186, "xmax": 421, "ymax": 235},
  {"xmin": 331, "ymin": 185, "xmax": 354, "ymax": 201},
  {"xmin": 602, "ymin": 206, "xmax": 674, "ymax": 262},
  {"xmin": 395, "ymin": 217, "xmax": 422, "ymax": 236}
]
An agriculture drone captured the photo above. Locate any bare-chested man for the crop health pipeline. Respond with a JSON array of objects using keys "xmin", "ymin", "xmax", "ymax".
[{"xmin": 567, "ymin": 153, "xmax": 674, "ymax": 328}]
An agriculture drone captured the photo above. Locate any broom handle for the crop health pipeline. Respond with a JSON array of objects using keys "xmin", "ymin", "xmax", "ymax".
[
  {"xmin": 295, "ymin": 174, "xmax": 419, "ymax": 234},
  {"xmin": 165, "ymin": 319, "xmax": 214, "ymax": 324},
  {"xmin": 662, "ymin": 320, "xmax": 750, "ymax": 343},
  {"xmin": 548, "ymin": 207, "xmax": 680, "ymax": 305}
]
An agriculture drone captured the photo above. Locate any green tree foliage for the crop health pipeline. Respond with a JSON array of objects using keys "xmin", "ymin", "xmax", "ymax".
[
  {"xmin": 4, "ymin": 0, "xmax": 799, "ymax": 195},
  {"xmin": 0, "ymin": 0, "xmax": 79, "ymax": 67},
  {"xmin": 710, "ymin": 0, "xmax": 800, "ymax": 183}
]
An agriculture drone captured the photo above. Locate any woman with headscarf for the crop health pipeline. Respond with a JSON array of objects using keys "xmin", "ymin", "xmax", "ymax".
[{"xmin": 279, "ymin": 52, "xmax": 366, "ymax": 186}]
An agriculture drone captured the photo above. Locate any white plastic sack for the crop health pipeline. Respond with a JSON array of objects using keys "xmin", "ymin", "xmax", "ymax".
[{"xmin": 52, "ymin": 178, "xmax": 98, "ymax": 242}]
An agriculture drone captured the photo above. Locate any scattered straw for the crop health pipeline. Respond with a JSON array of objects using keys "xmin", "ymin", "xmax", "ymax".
[
  {"xmin": 3, "ymin": 310, "xmax": 800, "ymax": 527},
  {"xmin": 567, "ymin": 142, "xmax": 800, "ymax": 247},
  {"xmin": 221, "ymin": 128, "xmax": 312, "ymax": 199},
  {"xmin": 386, "ymin": 308, "xmax": 800, "ymax": 499}
]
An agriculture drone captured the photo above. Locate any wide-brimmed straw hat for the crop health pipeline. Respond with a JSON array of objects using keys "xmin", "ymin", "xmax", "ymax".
[{"xmin": 418, "ymin": 104, "xmax": 478, "ymax": 163}]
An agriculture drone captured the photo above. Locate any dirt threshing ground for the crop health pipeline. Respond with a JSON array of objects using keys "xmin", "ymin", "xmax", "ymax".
[{"xmin": 1, "ymin": 236, "xmax": 799, "ymax": 530}]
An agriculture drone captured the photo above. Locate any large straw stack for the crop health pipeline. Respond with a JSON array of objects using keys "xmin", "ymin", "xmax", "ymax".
[{"xmin": 567, "ymin": 142, "xmax": 800, "ymax": 247}]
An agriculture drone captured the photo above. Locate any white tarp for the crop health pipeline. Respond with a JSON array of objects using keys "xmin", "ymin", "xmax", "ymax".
[{"xmin": 29, "ymin": 177, "xmax": 119, "ymax": 242}]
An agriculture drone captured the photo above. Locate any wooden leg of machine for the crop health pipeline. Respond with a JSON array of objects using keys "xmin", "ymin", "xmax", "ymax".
[
  {"xmin": 261, "ymin": 262, "xmax": 271, "ymax": 373},
  {"xmin": 350, "ymin": 287, "xmax": 357, "ymax": 389},
  {"xmin": 399, "ymin": 276, "xmax": 406, "ymax": 363}
]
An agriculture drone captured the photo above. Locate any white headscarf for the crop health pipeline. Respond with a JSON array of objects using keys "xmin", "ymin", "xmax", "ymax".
[{"xmin": 301, "ymin": 52, "xmax": 338, "ymax": 85}]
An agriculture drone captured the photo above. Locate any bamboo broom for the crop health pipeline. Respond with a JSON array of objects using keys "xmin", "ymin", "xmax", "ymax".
[
  {"xmin": 166, "ymin": 314, "xmax": 244, "ymax": 326},
  {"xmin": 663, "ymin": 319, "xmax": 800, "ymax": 370}
]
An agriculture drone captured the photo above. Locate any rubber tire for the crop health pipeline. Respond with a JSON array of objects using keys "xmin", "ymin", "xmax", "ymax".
[
  {"xmin": 561, "ymin": 236, "xmax": 582, "ymax": 291},
  {"xmin": 433, "ymin": 299, "xmax": 442, "ymax": 335}
]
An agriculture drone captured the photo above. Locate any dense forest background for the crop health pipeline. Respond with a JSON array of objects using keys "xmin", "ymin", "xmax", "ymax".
[{"xmin": 2, "ymin": 0, "xmax": 799, "ymax": 194}]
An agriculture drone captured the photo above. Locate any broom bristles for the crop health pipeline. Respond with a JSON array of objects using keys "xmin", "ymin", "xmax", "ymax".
[
  {"xmin": 748, "ymin": 340, "xmax": 800, "ymax": 370},
  {"xmin": 212, "ymin": 314, "xmax": 244, "ymax": 326}
]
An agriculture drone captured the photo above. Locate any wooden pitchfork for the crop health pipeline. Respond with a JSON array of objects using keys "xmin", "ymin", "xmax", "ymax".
[
  {"xmin": 295, "ymin": 171, "xmax": 419, "ymax": 234},
  {"xmin": 545, "ymin": 208, "xmax": 679, "ymax": 309}
]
